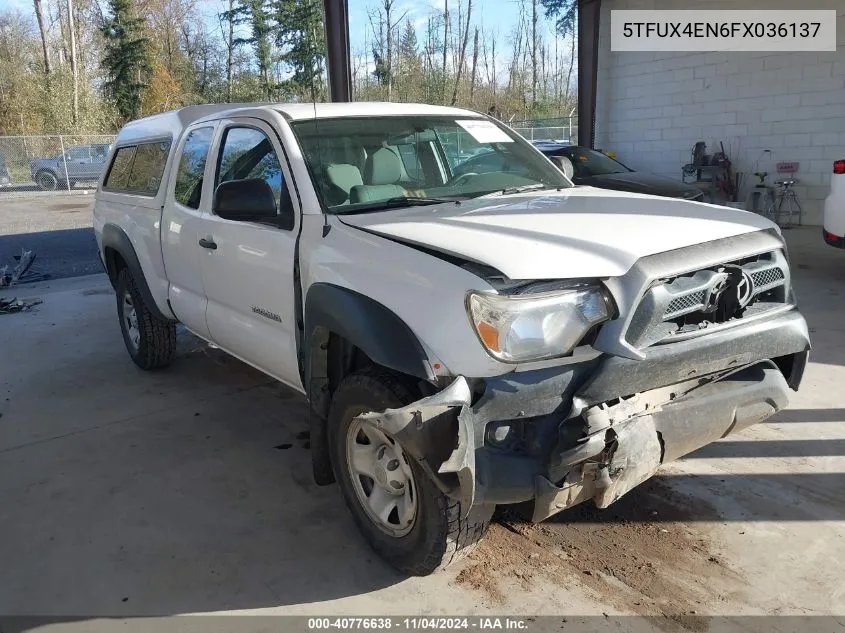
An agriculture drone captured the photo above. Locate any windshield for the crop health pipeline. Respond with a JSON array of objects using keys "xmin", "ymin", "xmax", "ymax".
[
  {"xmin": 560, "ymin": 147, "xmax": 632, "ymax": 177},
  {"xmin": 290, "ymin": 115, "xmax": 570, "ymax": 214}
]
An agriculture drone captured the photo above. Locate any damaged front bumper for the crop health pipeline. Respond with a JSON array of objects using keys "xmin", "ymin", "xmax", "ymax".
[{"xmin": 354, "ymin": 309, "xmax": 810, "ymax": 521}]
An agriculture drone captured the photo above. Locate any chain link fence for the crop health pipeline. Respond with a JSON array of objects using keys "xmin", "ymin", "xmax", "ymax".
[
  {"xmin": 0, "ymin": 135, "xmax": 116, "ymax": 196},
  {"xmin": 512, "ymin": 126, "xmax": 574, "ymax": 142},
  {"xmin": 508, "ymin": 116, "xmax": 577, "ymax": 144}
]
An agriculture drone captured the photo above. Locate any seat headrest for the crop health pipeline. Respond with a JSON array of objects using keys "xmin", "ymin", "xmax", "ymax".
[
  {"xmin": 365, "ymin": 148, "xmax": 402, "ymax": 185},
  {"xmin": 325, "ymin": 163, "xmax": 363, "ymax": 195}
]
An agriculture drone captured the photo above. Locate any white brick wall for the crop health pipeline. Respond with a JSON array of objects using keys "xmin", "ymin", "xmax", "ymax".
[{"xmin": 595, "ymin": 0, "xmax": 845, "ymax": 225}]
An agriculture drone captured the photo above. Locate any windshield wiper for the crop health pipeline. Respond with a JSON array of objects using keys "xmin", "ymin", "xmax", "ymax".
[
  {"xmin": 334, "ymin": 196, "xmax": 456, "ymax": 215},
  {"xmin": 477, "ymin": 183, "xmax": 559, "ymax": 198},
  {"xmin": 500, "ymin": 183, "xmax": 555, "ymax": 195}
]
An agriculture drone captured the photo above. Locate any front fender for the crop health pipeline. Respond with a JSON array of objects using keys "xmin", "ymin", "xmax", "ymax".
[
  {"xmin": 304, "ymin": 282, "xmax": 432, "ymax": 404},
  {"xmin": 304, "ymin": 283, "xmax": 434, "ymax": 486}
]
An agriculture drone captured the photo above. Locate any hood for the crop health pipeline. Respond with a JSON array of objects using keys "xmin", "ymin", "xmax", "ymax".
[
  {"xmin": 337, "ymin": 188, "xmax": 777, "ymax": 279},
  {"xmin": 587, "ymin": 171, "xmax": 702, "ymax": 199}
]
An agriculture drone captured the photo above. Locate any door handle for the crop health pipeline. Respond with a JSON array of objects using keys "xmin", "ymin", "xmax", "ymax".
[{"xmin": 198, "ymin": 237, "xmax": 217, "ymax": 250}]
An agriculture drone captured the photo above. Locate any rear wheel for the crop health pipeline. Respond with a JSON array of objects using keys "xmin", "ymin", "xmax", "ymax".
[
  {"xmin": 115, "ymin": 268, "xmax": 176, "ymax": 370},
  {"xmin": 328, "ymin": 369, "xmax": 492, "ymax": 575}
]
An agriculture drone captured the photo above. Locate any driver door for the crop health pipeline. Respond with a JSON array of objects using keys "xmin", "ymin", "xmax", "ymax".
[{"xmin": 198, "ymin": 118, "xmax": 303, "ymax": 391}]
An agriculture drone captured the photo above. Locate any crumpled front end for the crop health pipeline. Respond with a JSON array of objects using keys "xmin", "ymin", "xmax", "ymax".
[{"xmin": 353, "ymin": 307, "xmax": 810, "ymax": 521}]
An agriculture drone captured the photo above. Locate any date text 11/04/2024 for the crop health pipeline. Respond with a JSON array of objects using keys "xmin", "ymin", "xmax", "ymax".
[{"xmin": 307, "ymin": 618, "xmax": 530, "ymax": 630}]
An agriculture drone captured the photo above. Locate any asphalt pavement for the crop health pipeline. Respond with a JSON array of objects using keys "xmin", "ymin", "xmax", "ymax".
[
  {"xmin": 0, "ymin": 227, "xmax": 101, "ymax": 281},
  {"xmin": 0, "ymin": 194, "xmax": 101, "ymax": 282}
]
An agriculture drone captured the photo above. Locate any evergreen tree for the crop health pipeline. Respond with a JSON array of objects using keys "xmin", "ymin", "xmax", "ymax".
[
  {"xmin": 226, "ymin": 0, "xmax": 274, "ymax": 100},
  {"xmin": 100, "ymin": 0, "xmax": 150, "ymax": 122},
  {"xmin": 275, "ymin": 0, "xmax": 326, "ymax": 98},
  {"xmin": 398, "ymin": 20, "xmax": 417, "ymax": 61},
  {"xmin": 396, "ymin": 19, "xmax": 422, "ymax": 101},
  {"xmin": 539, "ymin": 0, "xmax": 576, "ymax": 36}
]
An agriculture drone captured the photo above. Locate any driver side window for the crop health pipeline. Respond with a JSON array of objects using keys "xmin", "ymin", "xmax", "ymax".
[{"xmin": 215, "ymin": 126, "xmax": 295, "ymax": 230}]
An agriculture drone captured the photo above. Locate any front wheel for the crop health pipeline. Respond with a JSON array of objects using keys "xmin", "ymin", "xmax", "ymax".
[
  {"xmin": 35, "ymin": 171, "xmax": 58, "ymax": 191},
  {"xmin": 328, "ymin": 369, "xmax": 493, "ymax": 575},
  {"xmin": 115, "ymin": 268, "xmax": 176, "ymax": 370}
]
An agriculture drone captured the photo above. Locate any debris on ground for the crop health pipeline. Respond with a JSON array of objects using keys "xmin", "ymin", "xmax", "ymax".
[
  {"xmin": 0, "ymin": 248, "xmax": 50, "ymax": 287},
  {"xmin": 0, "ymin": 297, "xmax": 43, "ymax": 314},
  {"xmin": 455, "ymin": 478, "xmax": 745, "ymax": 625}
]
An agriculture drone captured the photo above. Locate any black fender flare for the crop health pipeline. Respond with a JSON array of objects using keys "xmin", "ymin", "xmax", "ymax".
[
  {"xmin": 34, "ymin": 167, "xmax": 59, "ymax": 181},
  {"xmin": 303, "ymin": 283, "xmax": 432, "ymax": 484},
  {"xmin": 101, "ymin": 223, "xmax": 175, "ymax": 322}
]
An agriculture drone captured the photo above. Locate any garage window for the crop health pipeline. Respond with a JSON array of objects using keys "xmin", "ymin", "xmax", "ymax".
[{"xmin": 104, "ymin": 140, "xmax": 172, "ymax": 196}]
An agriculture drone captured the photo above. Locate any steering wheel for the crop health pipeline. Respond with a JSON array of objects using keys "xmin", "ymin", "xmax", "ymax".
[{"xmin": 446, "ymin": 172, "xmax": 478, "ymax": 187}]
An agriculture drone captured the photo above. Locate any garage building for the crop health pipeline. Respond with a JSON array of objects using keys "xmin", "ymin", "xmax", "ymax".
[{"xmin": 593, "ymin": 0, "xmax": 845, "ymax": 226}]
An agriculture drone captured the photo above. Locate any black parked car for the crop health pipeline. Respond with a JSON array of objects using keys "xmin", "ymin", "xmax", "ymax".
[{"xmin": 531, "ymin": 141, "xmax": 704, "ymax": 200}]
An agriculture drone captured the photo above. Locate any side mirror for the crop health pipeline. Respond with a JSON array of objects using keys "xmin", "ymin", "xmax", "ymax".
[
  {"xmin": 213, "ymin": 178, "xmax": 277, "ymax": 223},
  {"xmin": 551, "ymin": 155, "xmax": 575, "ymax": 180}
]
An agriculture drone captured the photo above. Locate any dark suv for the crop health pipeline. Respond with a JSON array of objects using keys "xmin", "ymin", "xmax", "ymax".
[{"xmin": 30, "ymin": 144, "xmax": 111, "ymax": 190}]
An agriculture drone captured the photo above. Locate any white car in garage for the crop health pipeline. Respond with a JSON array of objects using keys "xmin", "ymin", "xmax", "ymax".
[{"xmin": 824, "ymin": 159, "xmax": 845, "ymax": 248}]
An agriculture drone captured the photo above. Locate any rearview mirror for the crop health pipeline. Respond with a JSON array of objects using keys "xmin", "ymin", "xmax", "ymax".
[
  {"xmin": 551, "ymin": 156, "xmax": 575, "ymax": 180},
  {"xmin": 213, "ymin": 178, "xmax": 277, "ymax": 223}
]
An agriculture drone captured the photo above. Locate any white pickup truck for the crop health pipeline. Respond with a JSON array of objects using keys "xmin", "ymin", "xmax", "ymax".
[{"xmin": 93, "ymin": 103, "xmax": 810, "ymax": 575}]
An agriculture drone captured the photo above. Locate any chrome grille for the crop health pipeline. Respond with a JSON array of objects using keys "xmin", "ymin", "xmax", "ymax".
[
  {"xmin": 625, "ymin": 248, "xmax": 790, "ymax": 348},
  {"xmin": 751, "ymin": 267, "xmax": 784, "ymax": 288},
  {"xmin": 665, "ymin": 291, "xmax": 705, "ymax": 317}
]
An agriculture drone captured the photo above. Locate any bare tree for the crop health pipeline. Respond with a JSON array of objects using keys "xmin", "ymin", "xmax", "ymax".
[
  {"xmin": 564, "ymin": 26, "xmax": 575, "ymax": 105},
  {"xmin": 469, "ymin": 26, "xmax": 478, "ymax": 104},
  {"xmin": 441, "ymin": 0, "xmax": 448, "ymax": 102},
  {"xmin": 384, "ymin": 0, "xmax": 393, "ymax": 100},
  {"xmin": 55, "ymin": 0, "xmax": 68, "ymax": 68},
  {"xmin": 33, "ymin": 0, "xmax": 51, "ymax": 75},
  {"xmin": 218, "ymin": 0, "xmax": 235, "ymax": 101},
  {"xmin": 367, "ymin": 0, "xmax": 408, "ymax": 101},
  {"xmin": 449, "ymin": 0, "xmax": 471, "ymax": 105},
  {"xmin": 531, "ymin": 0, "xmax": 538, "ymax": 113},
  {"xmin": 482, "ymin": 27, "xmax": 497, "ymax": 109},
  {"xmin": 66, "ymin": 0, "xmax": 78, "ymax": 125}
]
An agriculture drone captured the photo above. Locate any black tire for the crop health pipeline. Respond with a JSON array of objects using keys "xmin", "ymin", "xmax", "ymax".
[
  {"xmin": 115, "ymin": 268, "xmax": 176, "ymax": 370},
  {"xmin": 328, "ymin": 368, "xmax": 493, "ymax": 575},
  {"xmin": 35, "ymin": 170, "xmax": 58, "ymax": 191}
]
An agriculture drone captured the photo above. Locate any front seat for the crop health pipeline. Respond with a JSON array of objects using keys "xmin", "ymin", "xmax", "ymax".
[
  {"xmin": 350, "ymin": 148, "xmax": 406, "ymax": 204},
  {"xmin": 325, "ymin": 163, "xmax": 363, "ymax": 205}
]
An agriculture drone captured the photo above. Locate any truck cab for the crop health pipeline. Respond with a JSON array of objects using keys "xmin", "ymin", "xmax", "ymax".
[{"xmin": 94, "ymin": 103, "xmax": 810, "ymax": 575}]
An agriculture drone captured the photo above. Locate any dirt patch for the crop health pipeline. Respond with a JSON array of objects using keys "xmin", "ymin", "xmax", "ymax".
[{"xmin": 455, "ymin": 477, "xmax": 745, "ymax": 628}]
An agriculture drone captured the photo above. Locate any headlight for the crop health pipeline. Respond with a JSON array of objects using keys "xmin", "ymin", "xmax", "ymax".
[{"xmin": 467, "ymin": 282, "xmax": 613, "ymax": 363}]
